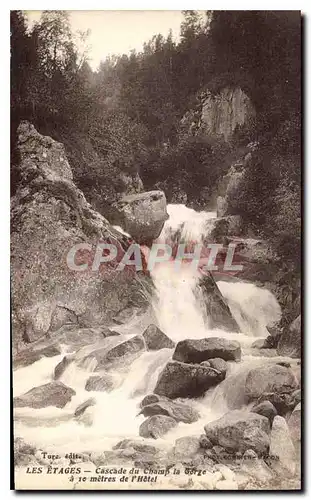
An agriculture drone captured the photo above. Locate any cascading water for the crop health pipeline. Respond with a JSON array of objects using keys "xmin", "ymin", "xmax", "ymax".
[{"xmin": 14, "ymin": 204, "xmax": 288, "ymax": 457}]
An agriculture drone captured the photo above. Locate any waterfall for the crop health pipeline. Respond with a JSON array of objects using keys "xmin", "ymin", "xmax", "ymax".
[{"xmin": 14, "ymin": 204, "xmax": 285, "ymax": 455}]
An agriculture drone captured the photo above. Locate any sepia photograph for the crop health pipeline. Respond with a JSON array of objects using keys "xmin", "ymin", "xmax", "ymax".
[{"xmin": 10, "ymin": 9, "xmax": 302, "ymax": 491}]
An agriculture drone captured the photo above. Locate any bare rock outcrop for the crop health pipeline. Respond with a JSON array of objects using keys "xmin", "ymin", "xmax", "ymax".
[{"xmin": 11, "ymin": 122, "xmax": 152, "ymax": 352}]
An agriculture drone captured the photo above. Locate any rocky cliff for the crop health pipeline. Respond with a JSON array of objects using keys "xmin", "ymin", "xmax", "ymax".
[
  {"xmin": 11, "ymin": 122, "xmax": 152, "ymax": 353},
  {"xmin": 181, "ymin": 87, "xmax": 255, "ymax": 142}
]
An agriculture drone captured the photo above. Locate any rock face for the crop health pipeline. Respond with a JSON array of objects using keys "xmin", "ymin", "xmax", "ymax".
[
  {"xmin": 201, "ymin": 88, "xmax": 255, "ymax": 142},
  {"xmin": 11, "ymin": 121, "xmax": 151, "ymax": 353},
  {"xmin": 269, "ymin": 416, "xmax": 296, "ymax": 474},
  {"xmin": 142, "ymin": 324, "xmax": 175, "ymax": 350},
  {"xmin": 204, "ymin": 410, "xmax": 270, "ymax": 456},
  {"xmin": 154, "ymin": 360, "xmax": 224, "ymax": 399},
  {"xmin": 14, "ymin": 382, "xmax": 75, "ymax": 409},
  {"xmin": 245, "ymin": 364, "xmax": 298, "ymax": 402},
  {"xmin": 181, "ymin": 87, "xmax": 255, "ymax": 143},
  {"xmin": 139, "ymin": 400, "xmax": 199, "ymax": 424},
  {"xmin": 277, "ymin": 315, "xmax": 301, "ymax": 358},
  {"xmin": 208, "ymin": 358, "xmax": 228, "ymax": 376},
  {"xmin": 173, "ymin": 337, "xmax": 241, "ymax": 364},
  {"xmin": 196, "ymin": 275, "xmax": 240, "ymax": 332},
  {"xmin": 139, "ymin": 415, "xmax": 177, "ymax": 439},
  {"xmin": 113, "ymin": 190, "xmax": 168, "ymax": 244}
]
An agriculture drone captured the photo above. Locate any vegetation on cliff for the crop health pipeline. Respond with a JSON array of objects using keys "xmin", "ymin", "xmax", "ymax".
[{"xmin": 11, "ymin": 10, "xmax": 301, "ymax": 322}]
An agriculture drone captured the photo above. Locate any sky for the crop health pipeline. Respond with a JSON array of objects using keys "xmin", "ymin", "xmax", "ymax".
[{"xmin": 25, "ymin": 10, "xmax": 185, "ymax": 71}]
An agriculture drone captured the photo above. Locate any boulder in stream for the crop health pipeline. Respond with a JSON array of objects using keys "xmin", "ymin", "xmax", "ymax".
[
  {"xmin": 14, "ymin": 343, "xmax": 61, "ymax": 369},
  {"xmin": 142, "ymin": 324, "xmax": 175, "ymax": 350},
  {"xmin": 245, "ymin": 364, "xmax": 298, "ymax": 402},
  {"xmin": 138, "ymin": 399, "xmax": 199, "ymax": 424},
  {"xmin": 139, "ymin": 415, "xmax": 177, "ymax": 439},
  {"xmin": 113, "ymin": 190, "xmax": 168, "ymax": 244},
  {"xmin": 154, "ymin": 360, "xmax": 224, "ymax": 399},
  {"xmin": 196, "ymin": 275, "xmax": 240, "ymax": 333},
  {"xmin": 85, "ymin": 374, "xmax": 115, "ymax": 392},
  {"xmin": 173, "ymin": 337, "xmax": 241, "ymax": 364},
  {"xmin": 14, "ymin": 381, "xmax": 76, "ymax": 409},
  {"xmin": 82, "ymin": 335, "xmax": 146, "ymax": 371},
  {"xmin": 204, "ymin": 410, "xmax": 270, "ymax": 456}
]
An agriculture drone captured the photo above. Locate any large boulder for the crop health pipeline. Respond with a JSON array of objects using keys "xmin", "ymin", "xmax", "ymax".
[
  {"xmin": 251, "ymin": 401, "xmax": 277, "ymax": 425},
  {"xmin": 13, "ymin": 343, "xmax": 61, "ymax": 369},
  {"xmin": 113, "ymin": 190, "xmax": 168, "ymax": 244},
  {"xmin": 13, "ymin": 382, "xmax": 75, "ymax": 409},
  {"xmin": 196, "ymin": 275, "xmax": 240, "ymax": 332},
  {"xmin": 142, "ymin": 324, "xmax": 175, "ymax": 350},
  {"xmin": 11, "ymin": 121, "xmax": 151, "ymax": 353},
  {"xmin": 204, "ymin": 410, "xmax": 270, "ymax": 456},
  {"xmin": 277, "ymin": 315, "xmax": 301, "ymax": 358},
  {"xmin": 138, "ymin": 399, "xmax": 199, "ymax": 424},
  {"xmin": 139, "ymin": 415, "xmax": 177, "ymax": 439},
  {"xmin": 80, "ymin": 335, "xmax": 146, "ymax": 371},
  {"xmin": 245, "ymin": 364, "xmax": 298, "ymax": 402},
  {"xmin": 85, "ymin": 374, "xmax": 115, "ymax": 392},
  {"xmin": 173, "ymin": 337, "xmax": 241, "ymax": 364},
  {"xmin": 269, "ymin": 416, "xmax": 296, "ymax": 474},
  {"xmin": 154, "ymin": 360, "xmax": 224, "ymax": 399}
]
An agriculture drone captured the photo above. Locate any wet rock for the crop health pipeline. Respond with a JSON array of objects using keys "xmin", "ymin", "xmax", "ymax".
[
  {"xmin": 113, "ymin": 190, "xmax": 168, "ymax": 244},
  {"xmin": 197, "ymin": 275, "xmax": 240, "ymax": 332},
  {"xmin": 269, "ymin": 416, "xmax": 296, "ymax": 474},
  {"xmin": 204, "ymin": 410, "xmax": 270, "ymax": 456},
  {"xmin": 277, "ymin": 315, "xmax": 301, "ymax": 358},
  {"xmin": 139, "ymin": 400, "xmax": 199, "ymax": 424},
  {"xmin": 83, "ymin": 335, "xmax": 146, "ymax": 371},
  {"xmin": 139, "ymin": 415, "xmax": 177, "ymax": 439},
  {"xmin": 14, "ymin": 382, "xmax": 76, "ymax": 409},
  {"xmin": 140, "ymin": 394, "xmax": 168, "ymax": 408},
  {"xmin": 112, "ymin": 306, "xmax": 141, "ymax": 325},
  {"xmin": 173, "ymin": 337, "xmax": 241, "ymax": 364},
  {"xmin": 209, "ymin": 358, "xmax": 228, "ymax": 376},
  {"xmin": 154, "ymin": 360, "xmax": 224, "ymax": 399},
  {"xmin": 251, "ymin": 401, "xmax": 277, "ymax": 425},
  {"xmin": 288, "ymin": 403, "xmax": 301, "ymax": 444},
  {"xmin": 142, "ymin": 324, "xmax": 175, "ymax": 350},
  {"xmin": 14, "ymin": 343, "xmax": 61, "ymax": 369},
  {"xmin": 245, "ymin": 364, "xmax": 298, "ymax": 402},
  {"xmin": 85, "ymin": 374, "xmax": 115, "ymax": 392},
  {"xmin": 74, "ymin": 397, "xmax": 96, "ymax": 417},
  {"xmin": 54, "ymin": 354, "xmax": 74, "ymax": 380}
]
